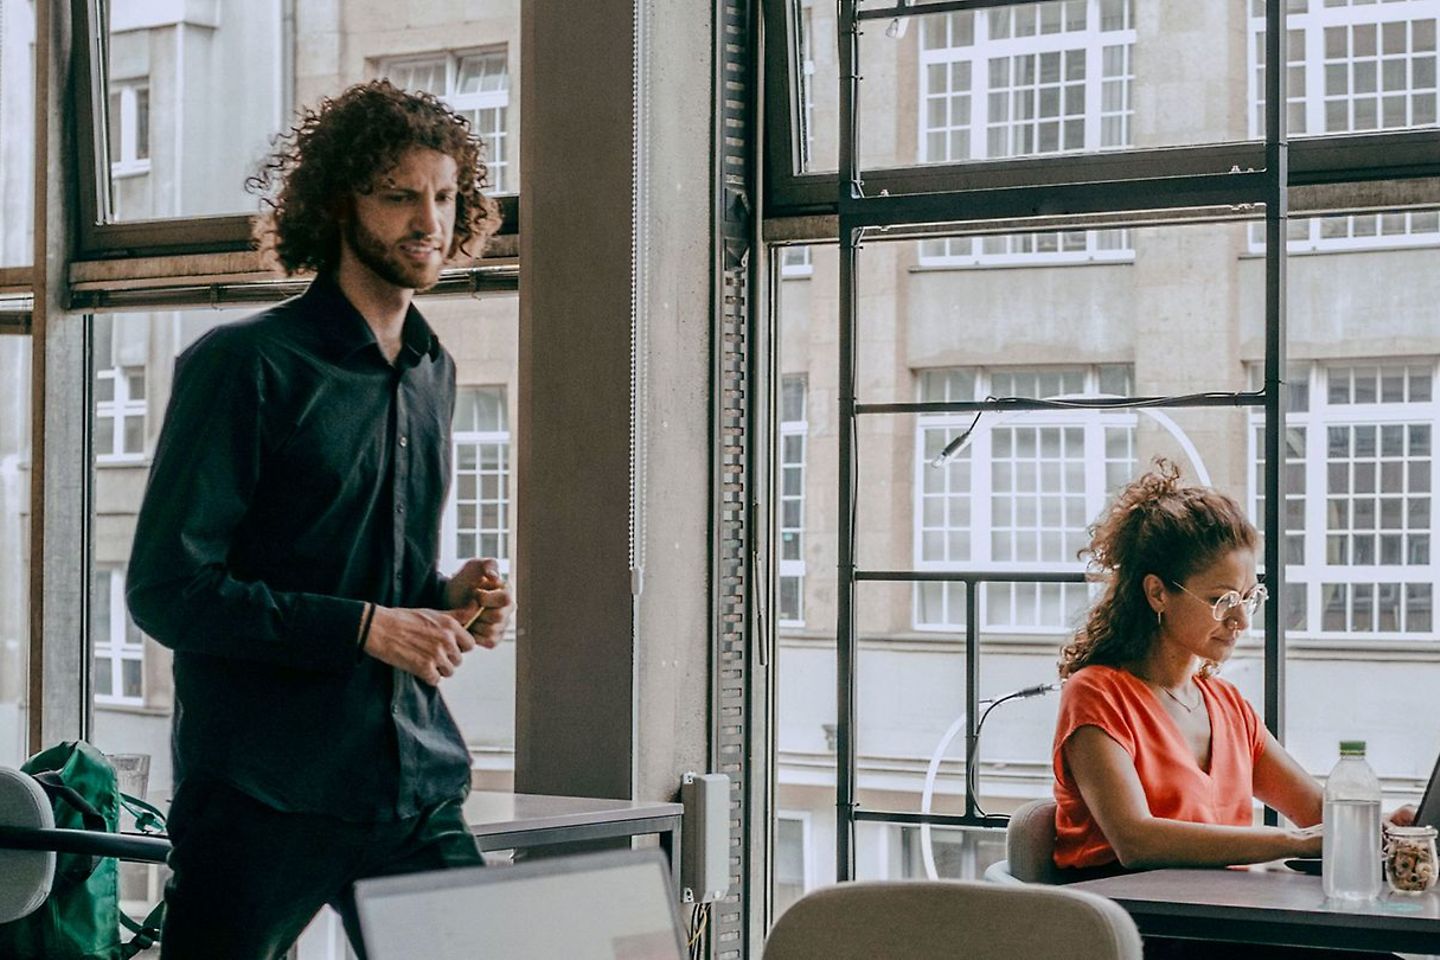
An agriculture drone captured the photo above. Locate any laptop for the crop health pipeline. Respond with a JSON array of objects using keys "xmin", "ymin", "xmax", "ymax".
[
  {"xmin": 1285, "ymin": 748, "xmax": 1440, "ymax": 876},
  {"xmin": 354, "ymin": 848, "xmax": 688, "ymax": 960}
]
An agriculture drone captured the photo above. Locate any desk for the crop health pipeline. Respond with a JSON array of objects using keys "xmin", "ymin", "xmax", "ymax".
[
  {"xmin": 463, "ymin": 791, "xmax": 684, "ymax": 888},
  {"xmin": 1072, "ymin": 867, "xmax": 1440, "ymax": 954}
]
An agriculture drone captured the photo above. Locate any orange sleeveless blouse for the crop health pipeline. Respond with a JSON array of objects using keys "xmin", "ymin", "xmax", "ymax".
[{"xmin": 1051, "ymin": 664, "xmax": 1268, "ymax": 870}]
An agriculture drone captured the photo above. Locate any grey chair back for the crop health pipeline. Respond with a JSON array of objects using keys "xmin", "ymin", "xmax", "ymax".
[
  {"xmin": 1007, "ymin": 797, "xmax": 1062, "ymax": 884},
  {"xmin": 763, "ymin": 879, "xmax": 1142, "ymax": 960},
  {"xmin": 0, "ymin": 766, "xmax": 56, "ymax": 923}
]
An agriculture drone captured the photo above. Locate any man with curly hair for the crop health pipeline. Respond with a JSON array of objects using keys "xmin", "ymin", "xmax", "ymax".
[{"xmin": 127, "ymin": 80, "xmax": 512, "ymax": 959}]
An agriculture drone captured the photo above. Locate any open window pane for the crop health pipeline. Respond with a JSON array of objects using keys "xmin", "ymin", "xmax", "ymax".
[{"xmin": 97, "ymin": 0, "xmax": 520, "ymax": 222}]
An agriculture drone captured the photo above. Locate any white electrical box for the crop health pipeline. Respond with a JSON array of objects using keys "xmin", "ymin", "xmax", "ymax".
[{"xmin": 679, "ymin": 772, "xmax": 731, "ymax": 903}]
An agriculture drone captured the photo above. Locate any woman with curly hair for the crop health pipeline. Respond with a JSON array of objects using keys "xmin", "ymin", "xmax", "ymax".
[
  {"xmin": 128, "ymin": 80, "xmax": 510, "ymax": 959},
  {"xmin": 1052, "ymin": 462, "xmax": 1416, "ymax": 957},
  {"xmin": 1052, "ymin": 460, "xmax": 1326, "ymax": 882}
]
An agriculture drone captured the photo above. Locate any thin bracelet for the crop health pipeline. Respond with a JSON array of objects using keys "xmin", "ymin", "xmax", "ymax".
[{"xmin": 357, "ymin": 602, "xmax": 377, "ymax": 652}]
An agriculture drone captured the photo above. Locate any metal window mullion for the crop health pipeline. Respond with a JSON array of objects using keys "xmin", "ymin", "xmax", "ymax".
[
  {"xmin": 835, "ymin": 0, "xmax": 862, "ymax": 884},
  {"xmin": 1263, "ymin": 0, "xmax": 1291, "ymax": 775},
  {"xmin": 964, "ymin": 565, "xmax": 980, "ymax": 820}
]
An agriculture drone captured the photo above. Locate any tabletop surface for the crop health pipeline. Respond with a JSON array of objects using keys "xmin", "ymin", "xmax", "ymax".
[
  {"xmin": 1072, "ymin": 866, "xmax": 1440, "ymax": 928},
  {"xmin": 463, "ymin": 791, "xmax": 684, "ymax": 833}
]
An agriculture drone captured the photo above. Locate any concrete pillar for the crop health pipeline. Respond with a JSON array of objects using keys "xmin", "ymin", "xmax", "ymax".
[{"xmin": 516, "ymin": 0, "xmax": 712, "ymax": 802}]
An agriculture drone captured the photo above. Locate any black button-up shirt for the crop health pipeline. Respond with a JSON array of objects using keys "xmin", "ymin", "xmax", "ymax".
[{"xmin": 127, "ymin": 273, "xmax": 470, "ymax": 821}]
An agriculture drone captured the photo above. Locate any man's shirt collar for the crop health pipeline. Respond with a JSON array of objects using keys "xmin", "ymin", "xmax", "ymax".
[{"xmin": 300, "ymin": 271, "xmax": 441, "ymax": 365}]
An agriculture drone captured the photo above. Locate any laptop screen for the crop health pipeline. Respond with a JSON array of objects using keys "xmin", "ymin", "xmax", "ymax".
[
  {"xmin": 355, "ymin": 849, "xmax": 687, "ymax": 960},
  {"xmin": 1416, "ymin": 749, "xmax": 1440, "ymax": 830}
]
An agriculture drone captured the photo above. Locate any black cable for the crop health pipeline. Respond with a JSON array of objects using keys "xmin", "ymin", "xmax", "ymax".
[
  {"xmin": 966, "ymin": 689, "xmax": 1029, "ymax": 819},
  {"xmin": 931, "ymin": 406, "xmax": 985, "ymax": 465},
  {"xmin": 931, "ymin": 389, "xmax": 1260, "ymax": 466}
]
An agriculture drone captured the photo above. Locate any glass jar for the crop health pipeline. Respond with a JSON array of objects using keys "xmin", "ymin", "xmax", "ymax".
[{"xmin": 1383, "ymin": 824, "xmax": 1438, "ymax": 895}]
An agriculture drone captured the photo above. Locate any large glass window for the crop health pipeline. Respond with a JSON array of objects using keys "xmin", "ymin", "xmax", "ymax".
[
  {"xmin": 0, "ymin": 334, "xmax": 29, "ymax": 767},
  {"xmin": 0, "ymin": 0, "xmax": 35, "ymax": 266}
]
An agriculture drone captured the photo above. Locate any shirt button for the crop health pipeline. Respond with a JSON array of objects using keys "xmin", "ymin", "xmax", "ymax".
[
  {"xmin": 399, "ymin": 436, "xmax": 408, "ymax": 448},
  {"xmin": 396, "ymin": 504, "xmax": 405, "ymax": 514}
]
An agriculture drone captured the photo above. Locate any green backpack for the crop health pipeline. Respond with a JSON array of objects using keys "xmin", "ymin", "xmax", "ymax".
[{"xmin": 0, "ymin": 741, "xmax": 166, "ymax": 960}]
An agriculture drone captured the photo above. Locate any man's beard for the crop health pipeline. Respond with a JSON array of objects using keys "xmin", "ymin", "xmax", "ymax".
[{"xmin": 345, "ymin": 217, "xmax": 444, "ymax": 292}]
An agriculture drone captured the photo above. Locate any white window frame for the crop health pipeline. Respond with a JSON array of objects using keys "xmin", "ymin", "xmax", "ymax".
[
  {"xmin": 108, "ymin": 80, "xmax": 150, "ymax": 179},
  {"xmin": 775, "ymin": 811, "xmax": 814, "ymax": 887},
  {"xmin": 913, "ymin": 365, "xmax": 1136, "ymax": 633},
  {"xmin": 383, "ymin": 49, "xmax": 513, "ymax": 194},
  {"xmin": 779, "ymin": 245, "xmax": 814, "ymax": 278},
  {"xmin": 916, "ymin": 0, "xmax": 1136, "ymax": 265},
  {"xmin": 442, "ymin": 386, "xmax": 512, "ymax": 577},
  {"xmin": 1248, "ymin": 359, "xmax": 1439, "ymax": 641},
  {"xmin": 1248, "ymin": 1, "xmax": 1440, "ymax": 252},
  {"xmin": 93, "ymin": 567, "xmax": 144, "ymax": 706},
  {"xmin": 94, "ymin": 315, "xmax": 147, "ymax": 464},
  {"xmin": 779, "ymin": 376, "xmax": 809, "ymax": 627}
]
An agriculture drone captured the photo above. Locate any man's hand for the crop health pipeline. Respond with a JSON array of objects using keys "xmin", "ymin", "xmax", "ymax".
[
  {"xmin": 443, "ymin": 558, "xmax": 515, "ymax": 649},
  {"xmin": 364, "ymin": 606, "xmax": 478, "ymax": 686}
]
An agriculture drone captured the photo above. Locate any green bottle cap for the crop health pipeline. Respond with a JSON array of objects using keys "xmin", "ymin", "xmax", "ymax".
[{"xmin": 1339, "ymin": 740, "xmax": 1367, "ymax": 756}]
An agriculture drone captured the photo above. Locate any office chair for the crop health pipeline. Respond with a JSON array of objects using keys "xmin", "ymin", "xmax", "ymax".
[
  {"xmin": 0, "ymin": 765, "xmax": 56, "ymax": 923},
  {"xmin": 982, "ymin": 797, "xmax": 1062, "ymax": 885},
  {"xmin": 763, "ymin": 878, "xmax": 1142, "ymax": 960}
]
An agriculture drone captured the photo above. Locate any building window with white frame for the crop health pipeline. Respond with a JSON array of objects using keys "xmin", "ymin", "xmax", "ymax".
[
  {"xmin": 779, "ymin": 246, "xmax": 813, "ymax": 278},
  {"xmin": 774, "ymin": 813, "xmax": 812, "ymax": 918},
  {"xmin": 914, "ymin": 365, "xmax": 1136, "ymax": 632},
  {"xmin": 107, "ymin": 79, "xmax": 150, "ymax": 178},
  {"xmin": 1249, "ymin": 1, "xmax": 1440, "ymax": 251},
  {"xmin": 780, "ymin": 376, "xmax": 808, "ymax": 626},
  {"xmin": 1249, "ymin": 360, "xmax": 1437, "ymax": 640},
  {"xmin": 917, "ymin": 0, "xmax": 1135, "ymax": 264},
  {"xmin": 92, "ymin": 567, "xmax": 145, "ymax": 705},
  {"xmin": 94, "ymin": 314, "xmax": 147, "ymax": 462},
  {"xmin": 385, "ymin": 49, "xmax": 514, "ymax": 193},
  {"xmin": 446, "ymin": 386, "xmax": 511, "ymax": 575}
]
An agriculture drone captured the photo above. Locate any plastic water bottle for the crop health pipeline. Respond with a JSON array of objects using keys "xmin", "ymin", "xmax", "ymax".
[{"xmin": 1322, "ymin": 740, "xmax": 1383, "ymax": 900}]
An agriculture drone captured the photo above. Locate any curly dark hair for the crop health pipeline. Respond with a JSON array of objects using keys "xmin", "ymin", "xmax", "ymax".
[
  {"xmin": 1058, "ymin": 459, "xmax": 1258, "ymax": 679},
  {"xmin": 248, "ymin": 79, "xmax": 498, "ymax": 275}
]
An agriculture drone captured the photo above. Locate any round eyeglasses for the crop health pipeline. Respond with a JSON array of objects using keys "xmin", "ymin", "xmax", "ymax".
[{"xmin": 1171, "ymin": 582, "xmax": 1268, "ymax": 622}]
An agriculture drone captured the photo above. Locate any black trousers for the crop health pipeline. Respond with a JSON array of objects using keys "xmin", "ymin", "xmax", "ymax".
[{"xmin": 159, "ymin": 778, "xmax": 483, "ymax": 960}]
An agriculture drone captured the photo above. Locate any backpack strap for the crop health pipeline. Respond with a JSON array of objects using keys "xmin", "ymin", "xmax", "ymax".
[
  {"xmin": 119, "ymin": 793, "xmax": 167, "ymax": 835},
  {"xmin": 119, "ymin": 901, "xmax": 166, "ymax": 958},
  {"xmin": 30, "ymin": 771, "xmax": 107, "ymax": 882}
]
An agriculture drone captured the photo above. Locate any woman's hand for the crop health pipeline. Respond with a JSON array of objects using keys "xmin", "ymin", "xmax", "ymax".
[
  {"xmin": 1386, "ymin": 805, "xmax": 1418, "ymax": 828},
  {"xmin": 1286, "ymin": 824, "xmax": 1323, "ymax": 858}
]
